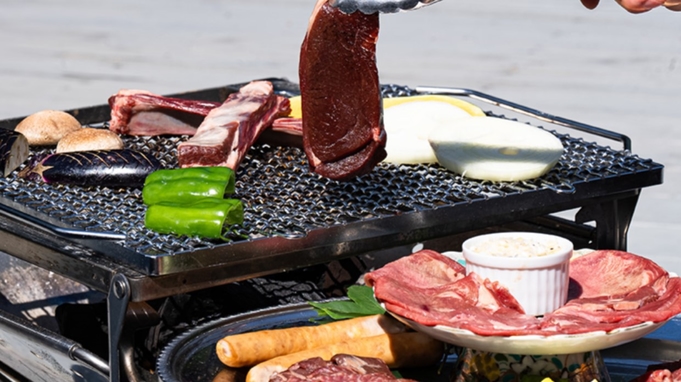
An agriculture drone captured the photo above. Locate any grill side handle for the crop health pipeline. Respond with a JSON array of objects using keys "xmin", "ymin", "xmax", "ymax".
[
  {"xmin": 0, "ymin": 202, "xmax": 126, "ymax": 240},
  {"xmin": 415, "ymin": 86, "xmax": 632, "ymax": 151}
]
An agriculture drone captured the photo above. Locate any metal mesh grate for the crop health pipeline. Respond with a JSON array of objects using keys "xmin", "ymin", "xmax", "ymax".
[{"xmin": 0, "ymin": 85, "xmax": 660, "ymax": 257}]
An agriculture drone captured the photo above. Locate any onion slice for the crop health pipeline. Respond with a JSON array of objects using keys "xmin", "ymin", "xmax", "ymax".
[
  {"xmin": 428, "ymin": 117, "xmax": 564, "ymax": 181},
  {"xmin": 382, "ymin": 96, "xmax": 485, "ymax": 164}
]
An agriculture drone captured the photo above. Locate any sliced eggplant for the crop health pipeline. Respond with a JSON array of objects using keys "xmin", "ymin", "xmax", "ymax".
[
  {"xmin": 0, "ymin": 129, "xmax": 30, "ymax": 177},
  {"xmin": 27, "ymin": 149, "xmax": 162, "ymax": 188}
]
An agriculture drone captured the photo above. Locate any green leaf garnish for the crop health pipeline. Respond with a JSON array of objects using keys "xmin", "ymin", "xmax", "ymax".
[{"xmin": 308, "ymin": 285, "xmax": 385, "ymax": 320}]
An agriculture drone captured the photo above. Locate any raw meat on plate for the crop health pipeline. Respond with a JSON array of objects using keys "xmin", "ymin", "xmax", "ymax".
[{"xmin": 366, "ymin": 249, "xmax": 681, "ymax": 337}]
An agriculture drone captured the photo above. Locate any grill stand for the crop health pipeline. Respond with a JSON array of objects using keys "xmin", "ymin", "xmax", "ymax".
[
  {"xmin": 0, "ymin": 81, "xmax": 667, "ymax": 381},
  {"xmin": 576, "ymin": 192, "xmax": 639, "ymax": 250},
  {"xmin": 107, "ymin": 274, "xmax": 129, "ymax": 382}
]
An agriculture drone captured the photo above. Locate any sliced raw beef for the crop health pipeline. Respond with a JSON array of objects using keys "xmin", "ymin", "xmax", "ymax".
[
  {"xmin": 108, "ymin": 90, "xmax": 220, "ymax": 135},
  {"xmin": 367, "ymin": 251, "xmax": 540, "ymax": 336},
  {"xmin": 367, "ymin": 249, "xmax": 681, "ymax": 337},
  {"xmin": 365, "ymin": 249, "xmax": 467, "ymax": 290},
  {"xmin": 541, "ymin": 277, "xmax": 681, "ymax": 334},
  {"xmin": 536, "ymin": 250, "xmax": 681, "ymax": 334},
  {"xmin": 269, "ymin": 354, "xmax": 416, "ymax": 382},
  {"xmin": 567, "ymin": 249, "xmax": 669, "ymax": 299},
  {"xmin": 177, "ymin": 81, "xmax": 291, "ymax": 170},
  {"xmin": 299, "ymin": 0, "xmax": 387, "ymax": 181}
]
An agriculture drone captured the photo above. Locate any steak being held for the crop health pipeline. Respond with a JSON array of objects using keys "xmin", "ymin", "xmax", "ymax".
[{"xmin": 299, "ymin": 0, "xmax": 387, "ymax": 181}]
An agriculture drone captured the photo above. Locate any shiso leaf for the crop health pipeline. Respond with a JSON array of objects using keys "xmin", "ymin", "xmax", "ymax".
[{"xmin": 308, "ymin": 285, "xmax": 385, "ymax": 320}]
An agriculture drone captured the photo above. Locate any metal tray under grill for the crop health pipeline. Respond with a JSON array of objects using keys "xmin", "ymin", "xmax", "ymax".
[{"xmin": 0, "ymin": 78, "xmax": 664, "ymax": 297}]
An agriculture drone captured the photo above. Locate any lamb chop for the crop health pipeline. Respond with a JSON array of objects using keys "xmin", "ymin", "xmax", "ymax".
[
  {"xmin": 108, "ymin": 90, "xmax": 220, "ymax": 136},
  {"xmin": 177, "ymin": 80, "xmax": 291, "ymax": 170}
]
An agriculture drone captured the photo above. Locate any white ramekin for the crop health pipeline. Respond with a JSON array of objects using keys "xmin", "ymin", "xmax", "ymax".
[{"xmin": 462, "ymin": 232, "xmax": 573, "ymax": 316}]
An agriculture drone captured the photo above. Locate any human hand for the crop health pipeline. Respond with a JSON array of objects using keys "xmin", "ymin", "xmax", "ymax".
[
  {"xmin": 328, "ymin": 0, "xmax": 442, "ymax": 14},
  {"xmin": 581, "ymin": 0, "xmax": 681, "ymax": 13}
]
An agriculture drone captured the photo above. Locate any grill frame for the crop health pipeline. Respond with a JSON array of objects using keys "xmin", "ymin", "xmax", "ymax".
[{"xmin": 0, "ymin": 78, "xmax": 663, "ymax": 300}]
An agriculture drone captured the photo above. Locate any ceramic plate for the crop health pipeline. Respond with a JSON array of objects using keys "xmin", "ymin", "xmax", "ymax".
[{"xmin": 388, "ymin": 312, "xmax": 667, "ymax": 355}]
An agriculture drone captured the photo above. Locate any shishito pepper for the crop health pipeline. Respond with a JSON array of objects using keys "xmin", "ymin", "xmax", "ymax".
[
  {"xmin": 143, "ymin": 178, "xmax": 231, "ymax": 205},
  {"xmin": 144, "ymin": 198, "xmax": 243, "ymax": 239},
  {"xmin": 142, "ymin": 167, "xmax": 243, "ymax": 238},
  {"xmin": 142, "ymin": 166, "xmax": 235, "ymax": 205},
  {"xmin": 144, "ymin": 166, "xmax": 235, "ymax": 187}
]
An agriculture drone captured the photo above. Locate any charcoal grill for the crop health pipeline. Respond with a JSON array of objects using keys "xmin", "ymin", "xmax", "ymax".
[{"xmin": 0, "ymin": 78, "xmax": 667, "ymax": 382}]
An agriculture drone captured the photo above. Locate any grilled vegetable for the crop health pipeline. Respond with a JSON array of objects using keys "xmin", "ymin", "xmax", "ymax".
[
  {"xmin": 142, "ymin": 167, "xmax": 242, "ymax": 238},
  {"xmin": 0, "ymin": 130, "xmax": 30, "ymax": 177},
  {"xmin": 144, "ymin": 198, "xmax": 243, "ymax": 239},
  {"xmin": 143, "ymin": 179, "xmax": 233, "ymax": 206},
  {"xmin": 14, "ymin": 109, "xmax": 82, "ymax": 146},
  {"xmin": 382, "ymin": 96, "xmax": 483, "ymax": 165},
  {"xmin": 27, "ymin": 149, "xmax": 162, "ymax": 187},
  {"xmin": 142, "ymin": 167, "xmax": 235, "ymax": 205},
  {"xmin": 56, "ymin": 127, "xmax": 124, "ymax": 153},
  {"xmin": 144, "ymin": 166, "xmax": 235, "ymax": 186},
  {"xmin": 428, "ymin": 117, "xmax": 564, "ymax": 182}
]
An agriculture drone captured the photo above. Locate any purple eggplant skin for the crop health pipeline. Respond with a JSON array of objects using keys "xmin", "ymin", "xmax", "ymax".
[
  {"xmin": 0, "ymin": 129, "xmax": 30, "ymax": 177},
  {"xmin": 31, "ymin": 149, "xmax": 162, "ymax": 188}
]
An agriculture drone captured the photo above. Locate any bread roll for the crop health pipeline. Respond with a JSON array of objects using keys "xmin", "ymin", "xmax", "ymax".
[
  {"xmin": 56, "ymin": 128, "xmax": 124, "ymax": 153},
  {"xmin": 216, "ymin": 314, "xmax": 406, "ymax": 368},
  {"xmin": 15, "ymin": 110, "xmax": 82, "ymax": 146},
  {"xmin": 245, "ymin": 332, "xmax": 444, "ymax": 382}
]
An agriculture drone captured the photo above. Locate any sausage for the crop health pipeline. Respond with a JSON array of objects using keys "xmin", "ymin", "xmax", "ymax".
[
  {"xmin": 215, "ymin": 314, "xmax": 406, "ymax": 368},
  {"xmin": 245, "ymin": 332, "xmax": 444, "ymax": 382}
]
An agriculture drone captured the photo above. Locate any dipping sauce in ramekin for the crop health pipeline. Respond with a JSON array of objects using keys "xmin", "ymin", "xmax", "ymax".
[
  {"xmin": 470, "ymin": 236, "xmax": 563, "ymax": 258},
  {"xmin": 463, "ymin": 232, "xmax": 573, "ymax": 316}
]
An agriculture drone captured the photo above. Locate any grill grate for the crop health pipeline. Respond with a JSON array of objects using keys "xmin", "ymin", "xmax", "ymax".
[{"xmin": 0, "ymin": 85, "xmax": 660, "ymax": 258}]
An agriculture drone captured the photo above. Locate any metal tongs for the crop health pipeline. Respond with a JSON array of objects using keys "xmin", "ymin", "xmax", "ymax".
[{"xmin": 329, "ymin": 0, "xmax": 442, "ymax": 14}]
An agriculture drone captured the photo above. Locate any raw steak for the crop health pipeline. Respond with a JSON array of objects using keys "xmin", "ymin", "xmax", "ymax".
[
  {"xmin": 299, "ymin": 0, "xmax": 387, "ymax": 181},
  {"xmin": 108, "ymin": 90, "xmax": 220, "ymax": 135},
  {"xmin": 269, "ymin": 354, "xmax": 416, "ymax": 382},
  {"xmin": 367, "ymin": 249, "xmax": 681, "ymax": 337},
  {"xmin": 177, "ymin": 81, "xmax": 291, "ymax": 170}
]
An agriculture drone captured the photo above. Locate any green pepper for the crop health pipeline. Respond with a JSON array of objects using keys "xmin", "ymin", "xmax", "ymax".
[
  {"xmin": 144, "ymin": 166, "xmax": 234, "ymax": 187},
  {"xmin": 142, "ymin": 167, "xmax": 236, "ymax": 205},
  {"xmin": 143, "ymin": 178, "xmax": 231, "ymax": 205},
  {"xmin": 144, "ymin": 198, "xmax": 244, "ymax": 239}
]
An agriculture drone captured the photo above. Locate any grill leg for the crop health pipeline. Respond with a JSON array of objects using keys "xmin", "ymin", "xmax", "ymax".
[
  {"xmin": 107, "ymin": 274, "xmax": 130, "ymax": 382},
  {"xmin": 575, "ymin": 192, "xmax": 640, "ymax": 250}
]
